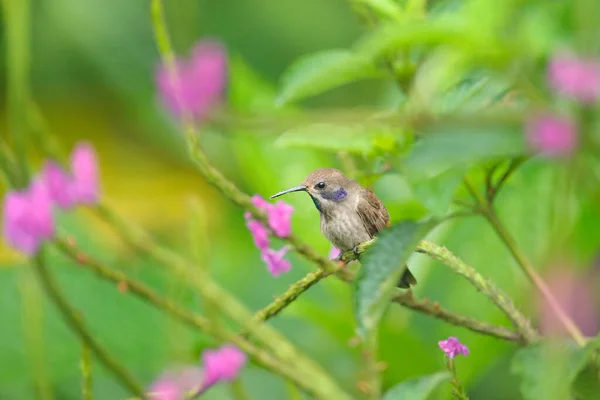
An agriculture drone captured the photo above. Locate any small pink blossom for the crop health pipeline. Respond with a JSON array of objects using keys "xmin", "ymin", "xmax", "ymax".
[
  {"xmin": 329, "ymin": 246, "xmax": 341, "ymax": 260},
  {"xmin": 245, "ymin": 216, "xmax": 270, "ymax": 250},
  {"xmin": 148, "ymin": 366, "xmax": 204, "ymax": 400},
  {"xmin": 42, "ymin": 161, "xmax": 77, "ymax": 209},
  {"xmin": 548, "ymin": 52, "xmax": 600, "ymax": 103},
  {"xmin": 40, "ymin": 142, "xmax": 100, "ymax": 209},
  {"xmin": 2, "ymin": 180, "xmax": 55, "ymax": 256},
  {"xmin": 438, "ymin": 336, "xmax": 469, "ymax": 359},
  {"xmin": 156, "ymin": 39, "xmax": 227, "ymax": 121},
  {"xmin": 201, "ymin": 344, "xmax": 247, "ymax": 389},
  {"xmin": 261, "ymin": 247, "xmax": 292, "ymax": 276},
  {"xmin": 250, "ymin": 195, "xmax": 294, "ymax": 238},
  {"xmin": 70, "ymin": 142, "xmax": 100, "ymax": 204},
  {"xmin": 525, "ymin": 113, "xmax": 578, "ymax": 157}
]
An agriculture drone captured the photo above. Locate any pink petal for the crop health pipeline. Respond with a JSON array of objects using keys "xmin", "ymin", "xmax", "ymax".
[
  {"xmin": 2, "ymin": 191, "xmax": 39, "ymax": 255},
  {"xmin": 148, "ymin": 367, "xmax": 203, "ymax": 400},
  {"xmin": 525, "ymin": 113, "xmax": 578, "ymax": 157},
  {"xmin": 438, "ymin": 336, "xmax": 469, "ymax": 359},
  {"xmin": 201, "ymin": 345, "xmax": 247, "ymax": 390},
  {"xmin": 329, "ymin": 246, "xmax": 341, "ymax": 260},
  {"xmin": 42, "ymin": 161, "xmax": 77, "ymax": 209},
  {"xmin": 251, "ymin": 195, "xmax": 271, "ymax": 212},
  {"xmin": 246, "ymin": 219, "xmax": 270, "ymax": 250},
  {"xmin": 261, "ymin": 247, "xmax": 292, "ymax": 276},
  {"xmin": 27, "ymin": 180, "xmax": 55, "ymax": 240},
  {"xmin": 155, "ymin": 39, "xmax": 227, "ymax": 122},
  {"xmin": 548, "ymin": 52, "xmax": 600, "ymax": 104},
  {"xmin": 267, "ymin": 201, "xmax": 294, "ymax": 238},
  {"xmin": 70, "ymin": 142, "xmax": 100, "ymax": 205}
]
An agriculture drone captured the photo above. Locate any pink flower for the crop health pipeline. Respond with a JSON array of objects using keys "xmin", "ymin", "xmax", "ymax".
[
  {"xmin": 245, "ymin": 215, "xmax": 270, "ymax": 250},
  {"xmin": 201, "ymin": 345, "xmax": 247, "ymax": 389},
  {"xmin": 525, "ymin": 113, "xmax": 578, "ymax": 157},
  {"xmin": 41, "ymin": 142, "xmax": 100, "ymax": 209},
  {"xmin": 70, "ymin": 142, "xmax": 100, "ymax": 204},
  {"xmin": 251, "ymin": 195, "xmax": 294, "ymax": 238},
  {"xmin": 2, "ymin": 180, "xmax": 55, "ymax": 256},
  {"xmin": 329, "ymin": 246, "xmax": 341, "ymax": 260},
  {"xmin": 156, "ymin": 39, "xmax": 227, "ymax": 121},
  {"xmin": 261, "ymin": 247, "xmax": 292, "ymax": 276},
  {"xmin": 42, "ymin": 161, "xmax": 76, "ymax": 209},
  {"xmin": 438, "ymin": 336, "xmax": 469, "ymax": 359},
  {"xmin": 548, "ymin": 52, "xmax": 600, "ymax": 104},
  {"xmin": 148, "ymin": 366, "xmax": 204, "ymax": 400}
]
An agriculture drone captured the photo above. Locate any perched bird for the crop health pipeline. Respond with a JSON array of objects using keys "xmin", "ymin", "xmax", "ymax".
[{"xmin": 269, "ymin": 168, "xmax": 416, "ymax": 288}]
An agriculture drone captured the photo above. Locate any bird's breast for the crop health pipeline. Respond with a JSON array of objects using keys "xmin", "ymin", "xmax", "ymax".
[{"xmin": 320, "ymin": 208, "xmax": 371, "ymax": 252}]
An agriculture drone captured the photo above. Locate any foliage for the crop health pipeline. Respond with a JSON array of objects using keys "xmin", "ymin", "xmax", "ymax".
[{"xmin": 1, "ymin": 0, "xmax": 600, "ymax": 398}]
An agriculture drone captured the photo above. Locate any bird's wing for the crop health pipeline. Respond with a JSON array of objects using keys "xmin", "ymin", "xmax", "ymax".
[{"xmin": 355, "ymin": 188, "xmax": 390, "ymax": 238}]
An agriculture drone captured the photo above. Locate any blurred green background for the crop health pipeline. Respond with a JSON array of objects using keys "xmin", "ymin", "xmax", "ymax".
[{"xmin": 1, "ymin": 0, "xmax": 600, "ymax": 399}]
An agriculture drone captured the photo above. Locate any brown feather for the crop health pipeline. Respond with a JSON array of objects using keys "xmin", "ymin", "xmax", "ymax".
[{"xmin": 355, "ymin": 188, "xmax": 390, "ymax": 238}]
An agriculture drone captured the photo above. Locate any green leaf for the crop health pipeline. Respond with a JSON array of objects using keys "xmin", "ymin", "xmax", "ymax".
[
  {"xmin": 402, "ymin": 125, "xmax": 525, "ymax": 180},
  {"xmin": 276, "ymin": 123, "xmax": 410, "ymax": 156},
  {"xmin": 353, "ymin": 17, "xmax": 466, "ymax": 62},
  {"xmin": 353, "ymin": 0, "xmax": 404, "ymax": 21},
  {"xmin": 354, "ymin": 219, "xmax": 437, "ymax": 337},
  {"xmin": 276, "ymin": 49, "xmax": 384, "ymax": 106},
  {"xmin": 572, "ymin": 362, "xmax": 600, "ymax": 400},
  {"xmin": 382, "ymin": 371, "xmax": 451, "ymax": 400},
  {"xmin": 408, "ymin": 165, "xmax": 468, "ymax": 215},
  {"xmin": 511, "ymin": 339, "xmax": 599, "ymax": 400}
]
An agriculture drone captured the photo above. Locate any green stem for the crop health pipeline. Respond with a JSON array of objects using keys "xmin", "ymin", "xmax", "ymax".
[
  {"xmin": 463, "ymin": 177, "xmax": 587, "ymax": 346},
  {"xmin": 53, "ymin": 237, "xmax": 308, "ymax": 391},
  {"xmin": 416, "ymin": 240, "xmax": 539, "ymax": 344},
  {"xmin": 342, "ymin": 239, "xmax": 524, "ymax": 341},
  {"xmin": 446, "ymin": 359, "xmax": 469, "ymax": 400},
  {"xmin": 32, "ymin": 252, "xmax": 146, "ymax": 398},
  {"xmin": 362, "ymin": 331, "xmax": 381, "ymax": 399},
  {"xmin": 229, "ymin": 380, "xmax": 253, "ymax": 400},
  {"xmin": 81, "ymin": 344, "xmax": 93, "ymax": 400},
  {"xmin": 2, "ymin": 0, "xmax": 31, "ymax": 187},
  {"xmin": 483, "ymin": 209, "xmax": 586, "ymax": 346}
]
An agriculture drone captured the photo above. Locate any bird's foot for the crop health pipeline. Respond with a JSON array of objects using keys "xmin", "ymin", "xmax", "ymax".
[{"xmin": 352, "ymin": 245, "xmax": 360, "ymax": 260}]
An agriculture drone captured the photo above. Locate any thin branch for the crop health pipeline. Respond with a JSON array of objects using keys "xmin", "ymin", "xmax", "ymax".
[
  {"xmin": 53, "ymin": 237, "xmax": 316, "ymax": 394},
  {"xmin": 392, "ymin": 291, "xmax": 519, "ymax": 342},
  {"xmin": 32, "ymin": 252, "xmax": 146, "ymax": 398},
  {"xmin": 416, "ymin": 240, "xmax": 539, "ymax": 343},
  {"xmin": 341, "ymin": 239, "xmax": 535, "ymax": 343},
  {"xmin": 464, "ymin": 170, "xmax": 586, "ymax": 346},
  {"xmin": 490, "ymin": 156, "xmax": 527, "ymax": 202},
  {"xmin": 483, "ymin": 209, "xmax": 586, "ymax": 346},
  {"xmin": 81, "ymin": 343, "xmax": 93, "ymax": 400}
]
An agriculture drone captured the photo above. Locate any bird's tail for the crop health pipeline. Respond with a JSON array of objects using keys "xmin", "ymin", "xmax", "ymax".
[{"xmin": 397, "ymin": 265, "xmax": 417, "ymax": 288}]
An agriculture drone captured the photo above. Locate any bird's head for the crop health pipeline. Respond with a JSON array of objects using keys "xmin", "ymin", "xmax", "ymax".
[{"xmin": 269, "ymin": 168, "xmax": 352, "ymax": 213}]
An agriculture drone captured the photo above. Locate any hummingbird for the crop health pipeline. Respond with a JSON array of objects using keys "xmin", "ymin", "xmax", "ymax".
[{"xmin": 269, "ymin": 168, "xmax": 416, "ymax": 288}]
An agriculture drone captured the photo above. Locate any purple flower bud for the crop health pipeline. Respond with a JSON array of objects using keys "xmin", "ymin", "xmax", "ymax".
[{"xmin": 438, "ymin": 336, "xmax": 469, "ymax": 359}]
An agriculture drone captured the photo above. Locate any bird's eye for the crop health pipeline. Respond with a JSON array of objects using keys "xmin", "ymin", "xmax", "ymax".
[{"xmin": 315, "ymin": 182, "xmax": 326, "ymax": 189}]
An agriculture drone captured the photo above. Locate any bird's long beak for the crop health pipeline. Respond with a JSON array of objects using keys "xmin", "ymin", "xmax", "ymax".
[{"xmin": 269, "ymin": 185, "xmax": 307, "ymax": 200}]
